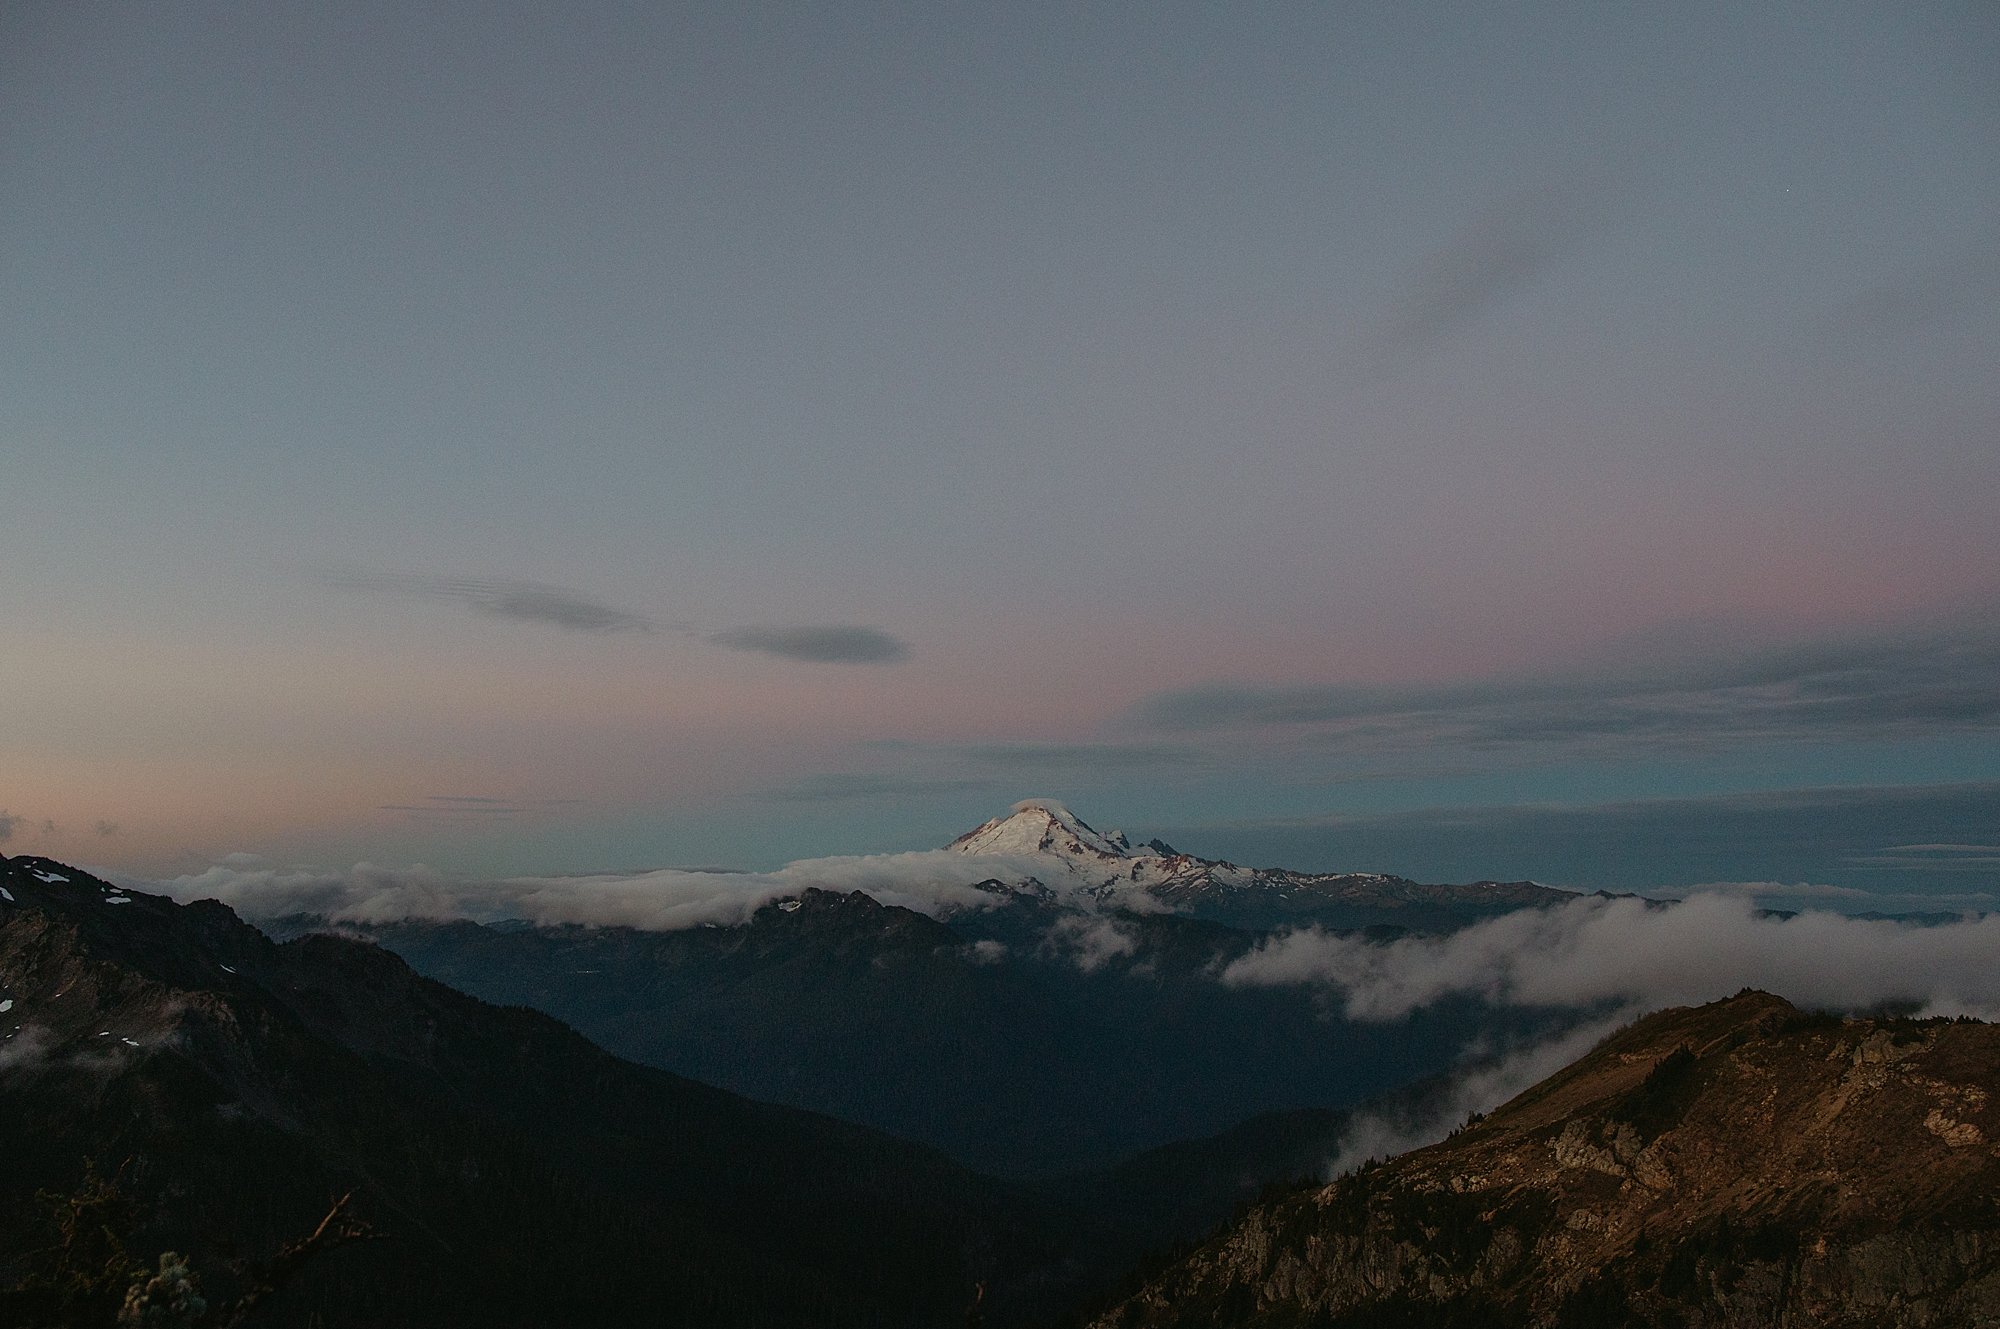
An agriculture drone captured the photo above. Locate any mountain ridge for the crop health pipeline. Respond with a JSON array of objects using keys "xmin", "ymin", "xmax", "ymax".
[
  {"xmin": 0, "ymin": 852, "xmax": 1080, "ymax": 1327},
  {"xmin": 1089, "ymin": 990, "xmax": 2000, "ymax": 1328}
]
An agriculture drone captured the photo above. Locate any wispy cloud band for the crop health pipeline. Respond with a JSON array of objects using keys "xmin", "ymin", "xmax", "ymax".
[
  {"xmin": 1135, "ymin": 623, "xmax": 2000, "ymax": 752},
  {"xmin": 325, "ymin": 568, "xmax": 912, "ymax": 664},
  {"xmin": 709, "ymin": 625, "xmax": 911, "ymax": 664}
]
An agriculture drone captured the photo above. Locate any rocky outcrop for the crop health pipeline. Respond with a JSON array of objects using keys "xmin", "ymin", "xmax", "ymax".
[{"xmin": 1097, "ymin": 991, "xmax": 2000, "ymax": 1327}]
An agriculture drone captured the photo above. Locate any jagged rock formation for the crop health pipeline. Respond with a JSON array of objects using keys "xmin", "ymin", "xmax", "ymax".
[{"xmin": 1094, "ymin": 991, "xmax": 2000, "ymax": 1328}]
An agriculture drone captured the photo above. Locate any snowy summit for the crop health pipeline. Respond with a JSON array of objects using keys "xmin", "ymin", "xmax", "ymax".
[{"xmin": 947, "ymin": 799, "xmax": 1141, "ymax": 865}]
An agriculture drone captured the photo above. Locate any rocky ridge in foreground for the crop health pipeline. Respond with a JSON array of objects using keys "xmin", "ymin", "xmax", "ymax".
[{"xmin": 1094, "ymin": 991, "xmax": 2000, "ymax": 1328}]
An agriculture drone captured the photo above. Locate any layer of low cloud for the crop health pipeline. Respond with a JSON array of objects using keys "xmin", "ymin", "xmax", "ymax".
[
  {"xmin": 135, "ymin": 847, "xmax": 1102, "ymax": 932},
  {"xmin": 710, "ymin": 625, "xmax": 911, "ymax": 664},
  {"xmin": 1222, "ymin": 893, "xmax": 2000, "ymax": 1022},
  {"xmin": 0, "ymin": 812, "xmax": 17, "ymax": 844},
  {"xmin": 1134, "ymin": 622, "xmax": 2000, "ymax": 754}
]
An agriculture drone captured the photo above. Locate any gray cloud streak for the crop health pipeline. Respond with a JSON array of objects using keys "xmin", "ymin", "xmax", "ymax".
[
  {"xmin": 1370, "ymin": 154, "xmax": 1639, "ymax": 356},
  {"xmin": 710, "ymin": 625, "xmax": 912, "ymax": 664},
  {"xmin": 1134, "ymin": 623, "xmax": 2000, "ymax": 752},
  {"xmin": 326, "ymin": 568, "xmax": 912, "ymax": 665},
  {"xmin": 327, "ymin": 570, "xmax": 655, "ymax": 634},
  {"xmin": 763, "ymin": 773, "xmax": 995, "ymax": 803},
  {"xmin": 1162, "ymin": 781, "xmax": 2000, "ymax": 901}
]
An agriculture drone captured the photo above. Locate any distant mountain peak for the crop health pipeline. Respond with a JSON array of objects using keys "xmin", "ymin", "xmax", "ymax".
[
  {"xmin": 947, "ymin": 799, "xmax": 1138, "ymax": 862},
  {"xmin": 938, "ymin": 799, "xmax": 1575, "ymax": 930}
]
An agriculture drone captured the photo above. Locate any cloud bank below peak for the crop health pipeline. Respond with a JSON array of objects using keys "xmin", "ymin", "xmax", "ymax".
[
  {"xmin": 134, "ymin": 846, "xmax": 1094, "ymax": 933},
  {"xmin": 1223, "ymin": 893, "xmax": 2000, "ymax": 1023}
]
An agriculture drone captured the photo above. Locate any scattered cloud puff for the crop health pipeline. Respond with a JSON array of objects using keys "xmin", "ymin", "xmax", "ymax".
[
  {"xmin": 1133, "ymin": 622, "xmax": 2000, "ymax": 756},
  {"xmin": 710, "ymin": 625, "xmax": 911, "ymax": 665},
  {"xmin": 136, "ymin": 848, "xmax": 1106, "ymax": 932},
  {"xmin": 968, "ymin": 939, "xmax": 1008, "ymax": 966},
  {"xmin": 1041, "ymin": 915, "xmax": 1140, "ymax": 973},
  {"xmin": 327, "ymin": 570, "xmax": 656, "ymax": 633},
  {"xmin": 0, "ymin": 812, "xmax": 17, "ymax": 844},
  {"xmin": 1222, "ymin": 894, "xmax": 2000, "ymax": 1022},
  {"xmin": 0, "ymin": 1025, "xmax": 54, "ymax": 1074},
  {"xmin": 0, "ymin": 1025, "xmax": 136, "ymax": 1079},
  {"xmin": 1324, "ymin": 1014, "xmax": 1630, "ymax": 1178}
]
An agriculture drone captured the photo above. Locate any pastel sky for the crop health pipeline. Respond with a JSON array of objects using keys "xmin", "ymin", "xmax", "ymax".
[{"xmin": 4, "ymin": 2, "xmax": 1997, "ymax": 902}]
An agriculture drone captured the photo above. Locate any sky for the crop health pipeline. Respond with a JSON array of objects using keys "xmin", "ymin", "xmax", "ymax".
[{"xmin": 3, "ymin": 1, "xmax": 1997, "ymax": 905}]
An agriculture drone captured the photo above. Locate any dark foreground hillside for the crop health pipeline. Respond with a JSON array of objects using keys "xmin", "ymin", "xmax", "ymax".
[
  {"xmin": 0, "ymin": 853, "xmax": 1074, "ymax": 1328},
  {"xmin": 1092, "ymin": 991, "xmax": 2000, "ymax": 1328}
]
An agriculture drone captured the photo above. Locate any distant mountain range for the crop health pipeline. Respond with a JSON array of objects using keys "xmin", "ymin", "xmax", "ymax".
[
  {"xmin": 1089, "ymin": 990, "xmax": 2000, "ymax": 1328},
  {"xmin": 259, "ymin": 801, "xmax": 1575, "ymax": 1174},
  {"xmin": 9, "ymin": 838, "xmax": 1996, "ymax": 1328}
]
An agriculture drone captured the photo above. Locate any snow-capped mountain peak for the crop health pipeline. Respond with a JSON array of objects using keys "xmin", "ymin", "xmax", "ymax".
[
  {"xmin": 946, "ymin": 798, "xmax": 1139, "ymax": 864},
  {"xmin": 939, "ymin": 799, "xmax": 1575, "ymax": 928}
]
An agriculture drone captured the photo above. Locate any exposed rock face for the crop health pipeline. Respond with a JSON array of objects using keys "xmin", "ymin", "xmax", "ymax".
[{"xmin": 1096, "ymin": 992, "xmax": 2000, "ymax": 1328}]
